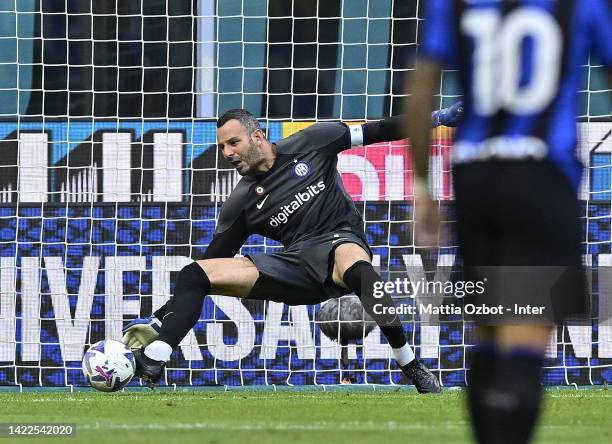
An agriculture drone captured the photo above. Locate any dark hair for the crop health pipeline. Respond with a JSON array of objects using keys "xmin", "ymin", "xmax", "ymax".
[{"xmin": 217, "ymin": 108, "xmax": 261, "ymax": 135}]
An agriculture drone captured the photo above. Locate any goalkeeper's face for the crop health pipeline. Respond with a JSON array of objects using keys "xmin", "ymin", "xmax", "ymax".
[{"xmin": 217, "ymin": 119, "xmax": 267, "ymax": 176}]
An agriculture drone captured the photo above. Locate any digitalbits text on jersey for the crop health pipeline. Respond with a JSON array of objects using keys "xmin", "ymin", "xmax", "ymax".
[{"xmin": 268, "ymin": 180, "xmax": 326, "ymax": 227}]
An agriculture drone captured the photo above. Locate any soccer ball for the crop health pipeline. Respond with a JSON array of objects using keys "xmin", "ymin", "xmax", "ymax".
[{"xmin": 82, "ymin": 340, "xmax": 136, "ymax": 392}]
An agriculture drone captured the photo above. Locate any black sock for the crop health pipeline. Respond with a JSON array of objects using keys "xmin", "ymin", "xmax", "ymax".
[
  {"xmin": 467, "ymin": 343, "xmax": 497, "ymax": 444},
  {"xmin": 478, "ymin": 349, "xmax": 544, "ymax": 444},
  {"xmin": 157, "ymin": 262, "xmax": 210, "ymax": 349},
  {"xmin": 342, "ymin": 261, "xmax": 407, "ymax": 349}
]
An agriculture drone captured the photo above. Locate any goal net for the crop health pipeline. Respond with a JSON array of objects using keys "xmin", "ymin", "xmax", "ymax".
[{"xmin": 0, "ymin": 0, "xmax": 610, "ymax": 388}]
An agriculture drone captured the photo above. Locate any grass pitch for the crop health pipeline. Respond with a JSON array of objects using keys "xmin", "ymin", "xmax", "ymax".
[{"xmin": 1, "ymin": 388, "xmax": 610, "ymax": 444}]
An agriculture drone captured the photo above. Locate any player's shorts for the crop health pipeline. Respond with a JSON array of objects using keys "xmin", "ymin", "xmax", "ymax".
[
  {"xmin": 246, "ymin": 227, "xmax": 371, "ymax": 305},
  {"xmin": 453, "ymin": 160, "xmax": 589, "ymax": 324}
]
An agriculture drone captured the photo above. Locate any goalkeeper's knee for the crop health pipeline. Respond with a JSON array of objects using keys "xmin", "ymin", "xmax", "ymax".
[{"xmin": 122, "ymin": 316, "xmax": 162, "ymax": 349}]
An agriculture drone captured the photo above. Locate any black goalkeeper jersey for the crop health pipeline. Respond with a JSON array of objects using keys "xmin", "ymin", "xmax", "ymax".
[{"xmin": 204, "ymin": 122, "xmax": 365, "ymax": 258}]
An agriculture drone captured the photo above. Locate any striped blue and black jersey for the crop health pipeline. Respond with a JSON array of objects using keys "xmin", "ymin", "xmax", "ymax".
[{"xmin": 420, "ymin": 0, "xmax": 612, "ymax": 189}]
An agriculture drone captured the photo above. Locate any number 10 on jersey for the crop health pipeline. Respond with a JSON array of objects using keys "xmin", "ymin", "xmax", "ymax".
[{"xmin": 461, "ymin": 7, "xmax": 562, "ymax": 116}]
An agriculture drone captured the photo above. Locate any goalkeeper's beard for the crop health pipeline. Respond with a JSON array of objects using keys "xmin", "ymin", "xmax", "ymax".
[{"xmin": 236, "ymin": 139, "xmax": 266, "ymax": 176}]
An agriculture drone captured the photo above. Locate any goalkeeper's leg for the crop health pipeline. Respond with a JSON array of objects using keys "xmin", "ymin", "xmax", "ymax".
[
  {"xmin": 331, "ymin": 243, "xmax": 441, "ymax": 393},
  {"xmin": 133, "ymin": 257, "xmax": 259, "ymax": 384}
]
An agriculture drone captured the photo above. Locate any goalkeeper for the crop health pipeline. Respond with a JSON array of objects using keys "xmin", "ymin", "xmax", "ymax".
[{"xmin": 124, "ymin": 103, "xmax": 462, "ymax": 393}]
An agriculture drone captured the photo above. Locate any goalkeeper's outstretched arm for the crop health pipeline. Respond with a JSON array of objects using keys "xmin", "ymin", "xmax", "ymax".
[
  {"xmin": 357, "ymin": 101, "xmax": 462, "ymax": 147},
  {"xmin": 153, "ymin": 213, "xmax": 248, "ymax": 319},
  {"xmin": 122, "ymin": 214, "xmax": 248, "ymax": 348}
]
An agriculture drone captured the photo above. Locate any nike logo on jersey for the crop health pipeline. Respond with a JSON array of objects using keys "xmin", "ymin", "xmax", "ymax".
[
  {"xmin": 331, "ymin": 238, "xmax": 346, "ymax": 245},
  {"xmin": 256, "ymin": 194, "xmax": 269, "ymax": 210},
  {"xmin": 163, "ymin": 312, "xmax": 174, "ymax": 320}
]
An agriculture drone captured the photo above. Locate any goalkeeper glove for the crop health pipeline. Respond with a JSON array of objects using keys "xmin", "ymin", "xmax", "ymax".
[
  {"xmin": 122, "ymin": 316, "xmax": 161, "ymax": 349},
  {"xmin": 431, "ymin": 100, "xmax": 464, "ymax": 127}
]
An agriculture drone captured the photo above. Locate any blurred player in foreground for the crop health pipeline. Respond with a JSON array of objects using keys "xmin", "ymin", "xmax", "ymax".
[
  {"xmin": 123, "ymin": 103, "xmax": 462, "ymax": 393},
  {"xmin": 406, "ymin": 0, "xmax": 611, "ymax": 442}
]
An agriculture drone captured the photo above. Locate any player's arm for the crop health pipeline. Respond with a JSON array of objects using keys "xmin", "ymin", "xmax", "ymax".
[
  {"xmin": 402, "ymin": 0, "xmax": 456, "ymax": 246},
  {"xmin": 315, "ymin": 102, "xmax": 462, "ymax": 157},
  {"xmin": 356, "ymin": 102, "xmax": 462, "ymax": 147},
  {"xmin": 201, "ymin": 213, "xmax": 249, "ymax": 259},
  {"xmin": 122, "ymin": 213, "xmax": 248, "ymax": 349},
  {"xmin": 405, "ymin": 59, "xmax": 441, "ymax": 184},
  {"xmin": 404, "ymin": 58, "xmax": 444, "ymax": 247}
]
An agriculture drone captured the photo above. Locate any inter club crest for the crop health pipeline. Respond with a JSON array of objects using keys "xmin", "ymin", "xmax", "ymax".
[{"xmin": 293, "ymin": 162, "xmax": 309, "ymax": 177}]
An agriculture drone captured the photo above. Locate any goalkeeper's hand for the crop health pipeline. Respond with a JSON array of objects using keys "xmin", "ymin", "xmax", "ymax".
[
  {"xmin": 432, "ymin": 100, "xmax": 463, "ymax": 127},
  {"xmin": 122, "ymin": 316, "xmax": 161, "ymax": 349}
]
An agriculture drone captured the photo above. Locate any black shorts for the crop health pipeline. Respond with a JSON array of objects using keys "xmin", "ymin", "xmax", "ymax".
[
  {"xmin": 453, "ymin": 160, "xmax": 589, "ymax": 324},
  {"xmin": 246, "ymin": 228, "xmax": 371, "ymax": 306}
]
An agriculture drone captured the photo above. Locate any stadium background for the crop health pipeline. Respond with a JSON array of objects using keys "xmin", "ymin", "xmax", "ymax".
[{"xmin": 0, "ymin": 0, "xmax": 610, "ymax": 388}]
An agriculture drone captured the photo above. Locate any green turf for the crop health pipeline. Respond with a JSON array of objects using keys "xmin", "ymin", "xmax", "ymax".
[{"xmin": 0, "ymin": 389, "xmax": 610, "ymax": 444}]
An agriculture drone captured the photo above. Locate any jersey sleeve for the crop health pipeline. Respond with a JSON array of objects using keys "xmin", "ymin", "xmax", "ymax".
[
  {"xmin": 344, "ymin": 109, "xmax": 455, "ymax": 148},
  {"xmin": 277, "ymin": 122, "xmax": 351, "ymax": 156},
  {"xmin": 202, "ymin": 213, "xmax": 248, "ymax": 259},
  {"xmin": 419, "ymin": 0, "xmax": 458, "ymax": 68},
  {"xmin": 359, "ymin": 116, "xmax": 403, "ymax": 145},
  {"xmin": 587, "ymin": 0, "xmax": 612, "ymax": 67},
  {"xmin": 214, "ymin": 177, "xmax": 251, "ymax": 234}
]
